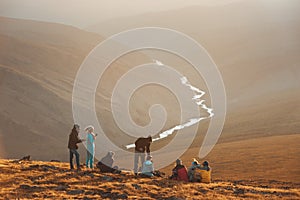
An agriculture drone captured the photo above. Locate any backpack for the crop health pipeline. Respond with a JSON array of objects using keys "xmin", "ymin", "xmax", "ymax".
[
  {"xmin": 177, "ymin": 167, "xmax": 188, "ymax": 182},
  {"xmin": 199, "ymin": 169, "xmax": 211, "ymax": 183}
]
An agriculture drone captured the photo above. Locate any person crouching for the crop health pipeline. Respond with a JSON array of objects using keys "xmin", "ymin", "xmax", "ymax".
[{"xmin": 141, "ymin": 155, "xmax": 154, "ymax": 177}]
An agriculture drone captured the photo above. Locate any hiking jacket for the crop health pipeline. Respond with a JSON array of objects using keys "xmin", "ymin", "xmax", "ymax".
[
  {"xmin": 68, "ymin": 130, "xmax": 82, "ymax": 150},
  {"xmin": 135, "ymin": 137, "xmax": 151, "ymax": 153},
  {"xmin": 142, "ymin": 160, "xmax": 154, "ymax": 174},
  {"xmin": 86, "ymin": 133, "xmax": 95, "ymax": 154},
  {"xmin": 188, "ymin": 165, "xmax": 199, "ymax": 181}
]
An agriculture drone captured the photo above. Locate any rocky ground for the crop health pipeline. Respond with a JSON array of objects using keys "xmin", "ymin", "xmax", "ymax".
[{"xmin": 0, "ymin": 159, "xmax": 299, "ymax": 199}]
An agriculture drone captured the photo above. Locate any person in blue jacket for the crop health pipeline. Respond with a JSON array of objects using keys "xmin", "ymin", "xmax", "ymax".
[
  {"xmin": 141, "ymin": 155, "xmax": 154, "ymax": 177},
  {"xmin": 85, "ymin": 125, "xmax": 97, "ymax": 169}
]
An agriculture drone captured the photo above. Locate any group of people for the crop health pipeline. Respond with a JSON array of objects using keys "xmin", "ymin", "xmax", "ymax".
[
  {"xmin": 170, "ymin": 159, "xmax": 211, "ymax": 183},
  {"xmin": 67, "ymin": 124, "xmax": 117, "ymax": 172},
  {"xmin": 67, "ymin": 124, "xmax": 97, "ymax": 170},
  {"xmin": 67, "ymin": 124, "xmax": 211, "ymax": 183}
]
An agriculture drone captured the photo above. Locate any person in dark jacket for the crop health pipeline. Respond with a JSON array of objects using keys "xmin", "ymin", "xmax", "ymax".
[
  {"xmin": 134, "ymin": 136, "xmax": 152, "ymax": 175},
  {"xmin": 68, "ymin": 124, "xmax": 85, "ymax": 170}
]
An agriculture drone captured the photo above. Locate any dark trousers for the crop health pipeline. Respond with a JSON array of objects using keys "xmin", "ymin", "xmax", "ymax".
[
  {"xmin": 69, "ymin": 149, "xmax": 80, "ymax": 169},
  {"xmin": 97, "ymin": 162, "xmax": 116, "ymax": 173}
]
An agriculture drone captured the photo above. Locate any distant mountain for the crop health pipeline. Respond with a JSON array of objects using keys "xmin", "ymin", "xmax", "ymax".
[
  {"xmin": 87, "ymin": 1, "xmax": 300, "ymax": 102},
  {"xmin": 86, "ymin": 1, "xmax": 300, "ymax": 137}
]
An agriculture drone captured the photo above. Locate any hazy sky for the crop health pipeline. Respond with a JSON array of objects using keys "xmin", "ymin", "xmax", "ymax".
[{"xmin": 0, "ymin": 0, "xmax": 242, "ymax": 28}]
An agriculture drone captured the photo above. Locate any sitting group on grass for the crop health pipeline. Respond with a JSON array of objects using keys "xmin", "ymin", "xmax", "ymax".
[{"xmin": 67, "ymin": 124, "xmax": 211, "ymax": 183}]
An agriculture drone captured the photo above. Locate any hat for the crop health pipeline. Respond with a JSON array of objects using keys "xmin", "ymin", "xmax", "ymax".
[{"xmin": 85, "ymin": 125, "xmax": 94, "ymax": 132}]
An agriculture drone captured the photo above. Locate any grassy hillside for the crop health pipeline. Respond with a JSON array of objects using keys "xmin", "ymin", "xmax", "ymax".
[{"xmin": 0, "ymin": 159, "xmax": 299, "ymax": 199}]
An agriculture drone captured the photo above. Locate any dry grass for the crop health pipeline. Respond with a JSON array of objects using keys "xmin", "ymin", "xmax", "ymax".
[{"xmin": 0, "ymin": 159, "xmax": 299, "ymax": 199}]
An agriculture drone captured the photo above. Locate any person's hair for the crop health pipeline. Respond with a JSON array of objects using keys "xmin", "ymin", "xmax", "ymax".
[
  {"xmin": 146, "ymin": 155, "xmax": 152, "ymax": 160},
  {"xmin": 148, "ymin": 135, "xmax": 152, "ymax": 142},
  {"xmin": 176, "ymin": 159, "xmax": 182, "ymax": 165},
  {"xmin": 73, "ymin": 124, "xmax": 80, "ymax": 130},
  {"xmin": 85, "ymin": 125, "xmax": 94, "ymax": 132},
  {"xmin": 71, "ymin": 124, "xmax": 80, "ymax": 134},
  {"xmin": 202, "ymin": 160, "xmax": 209, "ymax": 167},
  {"xmin": 192, "ymin": 158, "xmax": 199, "ymax": 166}
]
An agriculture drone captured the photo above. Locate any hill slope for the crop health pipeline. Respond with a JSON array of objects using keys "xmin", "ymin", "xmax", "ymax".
[
  {"xmin": 0, "ymin": 159, "xmax": 299, "ymax": 199},
  {"xmin": 0, "ymin": 17, "xmax": 103, "ymax": 161}
]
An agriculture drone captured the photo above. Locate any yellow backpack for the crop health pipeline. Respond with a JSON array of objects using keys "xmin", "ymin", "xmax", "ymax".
[{"xmin": 199, "ymin": 169, "xmax": 211, "ymax": 183}]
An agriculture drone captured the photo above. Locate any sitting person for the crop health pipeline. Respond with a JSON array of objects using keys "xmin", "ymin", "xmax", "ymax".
[
  {"xmin": 188, "ymin": 159, "xmax": 201, "ymax": 182},
  {"xmin": 170, "ymin": 159, "xmax": 188, "ymax": 182},
  {"xmin": 141, "ymin": 155, "xmax": 154, "ymax": 177},
  {"xmin": 96, "ymin": 151, "xmax": 120, "ymax": 173},
  {"xmin": 188, "ymin": 159, "xmax": 212, "ymax": 183},
  {"xmin": 198, "ymin": 160, "xmax": 212, "ymax": 183}
]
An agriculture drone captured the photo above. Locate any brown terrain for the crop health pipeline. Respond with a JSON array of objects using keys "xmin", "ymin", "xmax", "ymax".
[
  {"xmin": 0, "ymin": 1, "xmax": 300, "ymax": 198},
  {"xmin": 0, "ymin": 159, "xmax": 299, "ymax": 199}
]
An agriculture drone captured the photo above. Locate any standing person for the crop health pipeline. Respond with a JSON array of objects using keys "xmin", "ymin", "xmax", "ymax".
[
  {"xmin": 68, "ymin": 124, "xmax": 85, "ymax": 170},
  {"xmin": 85, "ymin": 126, "xmax": 97, "ymax": 169},
  {"xmin": 141, "ymin": 155, "xmax": 154, "ymax": 177},
  {"xmin": 170, "ymin": 159, "xmax": 188, "ymax": 182},
  {"xmin": 134, "ymin": 136, "xmax": 152, "ymax": 175}
]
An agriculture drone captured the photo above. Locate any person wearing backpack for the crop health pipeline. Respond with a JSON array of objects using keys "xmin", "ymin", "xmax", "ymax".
[
  {"xmin": 198, "ymin": 160, "xmax": 212, "ymax": 183},
  {"xmin": 188, "ymin": 159, "xmax": 212, "ymax": 183},
  {"xmin": 170, "ymin": 159, "xmax": 188, "ymax": 182}
]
